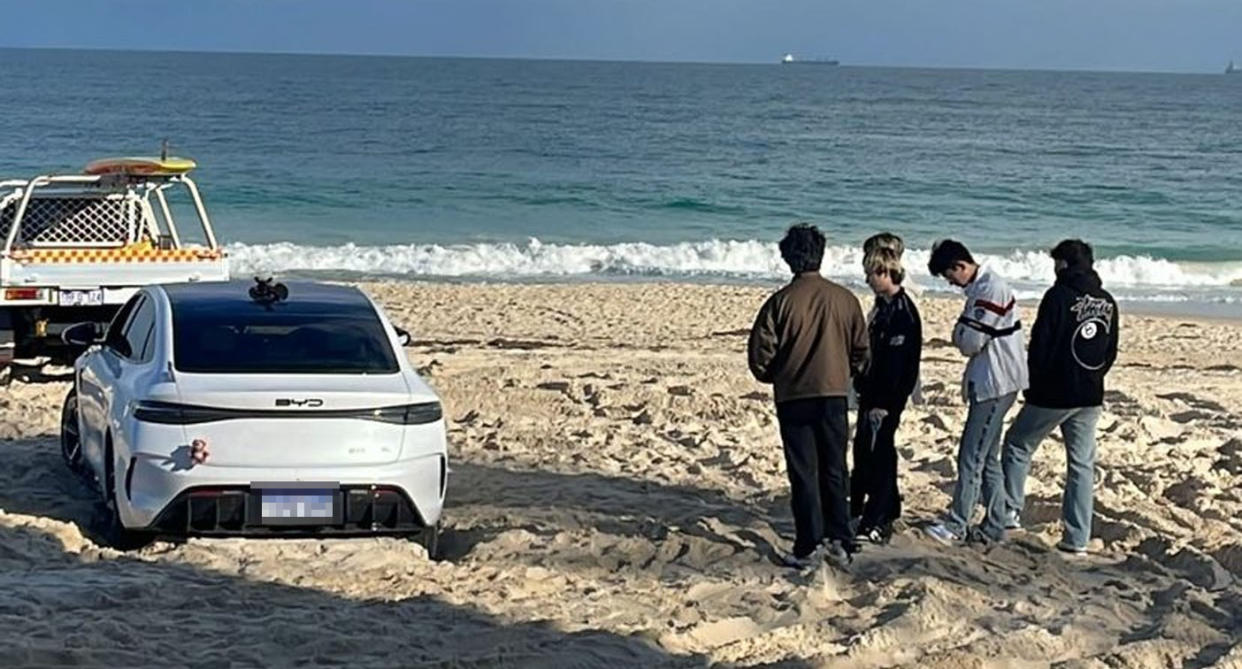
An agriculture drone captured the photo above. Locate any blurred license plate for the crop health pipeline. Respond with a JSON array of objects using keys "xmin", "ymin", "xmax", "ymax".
[
  {"xmin": 59, "ymin": 289, "xmax": 104, "ymax": 306},
  {"xmin": 260, "ymin": 489, "xmax": 335, "ymax": 521}
]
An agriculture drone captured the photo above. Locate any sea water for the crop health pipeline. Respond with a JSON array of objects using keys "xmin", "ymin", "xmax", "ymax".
[{"xmin": 1, "ymin": 49, "xmax": 1239, "ymax": 310}]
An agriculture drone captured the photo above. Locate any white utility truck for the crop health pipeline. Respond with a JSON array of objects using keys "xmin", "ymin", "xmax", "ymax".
[{"xmin": 0, "ymin": 157, "xmax": 229, "ymax": 376}]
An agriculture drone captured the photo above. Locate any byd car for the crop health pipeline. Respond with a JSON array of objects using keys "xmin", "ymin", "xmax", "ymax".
[{"xmin": 60, "ymin": 279, "xmax": 446, "ymax": 553}]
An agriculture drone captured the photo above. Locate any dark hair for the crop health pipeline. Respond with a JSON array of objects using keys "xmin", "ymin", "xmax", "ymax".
[
  {"xmin": 863, "ymin": 232, "xmax": 904, "ymax": 257},
  {"xmin": 1050, "ymin": 239, "xmax": 1094, "ymax": 271},
  {"xmin": 779, "ymin": 223, "xmax": 826, "ymax": 273},
  {"xmin": 927, "ymin": 239, "xmax": 975, "ymax": 276}
]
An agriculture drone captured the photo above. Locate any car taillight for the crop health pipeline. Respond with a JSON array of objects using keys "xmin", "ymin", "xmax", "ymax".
[
  {"xmin": 132, "ymin": 400, "xmax": 443, "ymax": 425},
  {"xmin": 132, "ymin": 401, "xmax": 206, "ymax": 424},
  {"xmin": 370, "ymin": 402, "xmax": 443, "ymax": 425}
]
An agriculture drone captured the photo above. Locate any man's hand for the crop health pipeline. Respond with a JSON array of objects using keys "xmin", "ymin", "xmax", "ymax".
[{"xmin": 867, "ymin": 408, "xmax": 888, "ymax": 424}]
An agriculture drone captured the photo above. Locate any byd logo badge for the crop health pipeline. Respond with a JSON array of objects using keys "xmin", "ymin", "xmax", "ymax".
[{"xmin": 275, "ymin": 398, "xmax": 324, "ymax": 408}]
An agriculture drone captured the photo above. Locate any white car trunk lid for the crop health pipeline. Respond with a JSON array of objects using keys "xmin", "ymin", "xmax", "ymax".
[{"xmin": 171, "ymin": 373, "xmax": 417, "ymax": 467}]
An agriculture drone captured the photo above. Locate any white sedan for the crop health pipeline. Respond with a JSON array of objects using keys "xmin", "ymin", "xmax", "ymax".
[{"xmin": 60, "ymin": 279, "xmax": 447, "ymax": 553}]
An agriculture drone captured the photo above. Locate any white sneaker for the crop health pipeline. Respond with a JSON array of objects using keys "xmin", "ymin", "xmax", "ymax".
[
  {"xmin": 1003, "ymin": 510, "xmax": 1022, "ymax": 531},
  {"xmin": 924, "ymin": 523, "xmax": 961, "ymax": 545},
  {"xmin": 1056, "ymin": 541, "xmax": 1087, "ymax": 556}
]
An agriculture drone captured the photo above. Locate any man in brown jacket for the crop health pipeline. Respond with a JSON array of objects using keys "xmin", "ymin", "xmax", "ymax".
[{"xmin": 749, "ymin": 224, "xmax": 869, "ymax": 568}]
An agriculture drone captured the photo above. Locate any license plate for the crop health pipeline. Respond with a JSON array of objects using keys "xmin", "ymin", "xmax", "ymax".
[
  {"xmin": 59, "ymin": 289, "xmax": 104, "ymax": 307},
  {"xmin": 258, "ymin": 488, "xmax": 336, "ymax": 523}
]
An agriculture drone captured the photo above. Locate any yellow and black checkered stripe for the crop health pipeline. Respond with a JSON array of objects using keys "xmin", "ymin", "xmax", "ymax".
[{"xmin": 9, "ymin": 247, "xmax": 224, "ymax": 264}]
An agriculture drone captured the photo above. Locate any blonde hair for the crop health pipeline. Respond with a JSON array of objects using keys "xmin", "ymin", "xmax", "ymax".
[
  {"xmin": 863, "ymin": 247, "xmax": 905, "ymax": 284},
  {"xmin": 863, "ymin": 232, "xmax": 905, "ymax": 257}
]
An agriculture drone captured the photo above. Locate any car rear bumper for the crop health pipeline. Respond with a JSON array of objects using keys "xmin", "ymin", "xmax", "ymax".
[
  {"xmin": 148, "ymin": 484, "xmax": 434, "ymax": 536},
  {"xmin": 119, "ymin": 452, "xmax": 447, "ymax": 534}
]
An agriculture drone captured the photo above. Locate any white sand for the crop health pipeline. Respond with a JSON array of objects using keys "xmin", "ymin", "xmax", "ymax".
[{"xmin": 1, "ymin": 281, "xmax": 1240, "ymax": 667}]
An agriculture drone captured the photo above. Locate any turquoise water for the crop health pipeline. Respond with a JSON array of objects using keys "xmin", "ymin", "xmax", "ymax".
[{"xmin": 1, "ymin": 48, "xmax": 1240, "ymax": 305}]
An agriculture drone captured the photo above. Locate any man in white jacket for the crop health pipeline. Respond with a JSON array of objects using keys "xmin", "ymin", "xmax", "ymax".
[{"xmin": 924, "ymin": 240, "xmax": 1029, "ymax": 544}]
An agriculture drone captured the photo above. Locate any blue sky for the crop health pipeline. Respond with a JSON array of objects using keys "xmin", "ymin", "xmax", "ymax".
[{"xmin": 1, "ymin": 0, "xmax": 1240, "ymax": 72}]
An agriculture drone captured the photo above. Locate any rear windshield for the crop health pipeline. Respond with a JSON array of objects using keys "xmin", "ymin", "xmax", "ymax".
[{"xmin": 172, "ymin": 299, "xmax": 399, "ymax": 374}]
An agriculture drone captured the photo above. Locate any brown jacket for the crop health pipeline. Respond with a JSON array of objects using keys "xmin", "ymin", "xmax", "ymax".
[{"xmin": 748, "ymin": 273, "xmax": 869, "ymax": 403}]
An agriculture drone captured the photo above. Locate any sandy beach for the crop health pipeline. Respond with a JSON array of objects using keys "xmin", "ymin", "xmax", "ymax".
[{"xmin": 2, "ymin": 280, "xmax": 1241, "ymax": 668}]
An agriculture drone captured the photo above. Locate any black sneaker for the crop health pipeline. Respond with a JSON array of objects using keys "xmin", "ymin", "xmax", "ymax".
[
  {"xmin": 857, "ymin": 524, "xmax": 892, "ymax": 545},
  {"xmin": 966, "ymin": 526, "xmax": 1001, "ymax": 546},
  {"xmin": 822, "ymin": 540, "xmax": 854, "ymax": 568},
  {"xmin": 780, "ymin": 549, "xmax": 820, "ymax": 569}
]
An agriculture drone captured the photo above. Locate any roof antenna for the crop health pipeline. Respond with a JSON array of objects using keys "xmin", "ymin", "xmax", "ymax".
[
  {"xmin": 249, "ymin": 276, "xmax": 288, "ymax": 305},
  {"xmin": 160, "ymin": 138, "xmax": 170, "ymax": 161}
]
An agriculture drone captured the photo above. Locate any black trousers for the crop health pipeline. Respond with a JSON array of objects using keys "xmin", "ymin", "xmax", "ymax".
[
  {"xmin": 776, "ymin": 396, "xmax": 851, "ymax": 556},
  {"xmin": 849, "ymin": 405, "xmax": 904, "ymax": 529}
]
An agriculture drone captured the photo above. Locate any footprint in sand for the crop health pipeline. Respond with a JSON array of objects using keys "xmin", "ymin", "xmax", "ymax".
[
  {"xmin": 1214, "ymin": 438, "xmax": 1242, "ymax": 474},
  {"xmin": 1137, "ymin": 538, "xmax": 1234, "ymax": 591},
  {"xmin": 1156, "ymin": 392, "xmax": 1228, "ymax": 414},
  {"xmin": 1138, "ymin": 416, "xmax": 1185, "ymax": 444},
  {"xmin": 914, "ymin": 456, "xmax": 955, "ymax": 479},
  {"xmin": 921, "ymin": 414, "xmax": 951, "ymax": 433}
]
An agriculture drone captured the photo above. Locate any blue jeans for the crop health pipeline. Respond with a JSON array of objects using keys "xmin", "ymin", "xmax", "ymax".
[
  {"xmin": 944, "ymin": 392, "xmax": 1017, "ymax": 540},
  {"xmin": 1001, "ymin": 404, "xmax": 1101, "ymax": 549}
]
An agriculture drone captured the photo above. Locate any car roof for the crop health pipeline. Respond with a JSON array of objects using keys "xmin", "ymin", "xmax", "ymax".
[{"xmin": 159, "ymin": 280, "xmax": 376, "ymax": 314}]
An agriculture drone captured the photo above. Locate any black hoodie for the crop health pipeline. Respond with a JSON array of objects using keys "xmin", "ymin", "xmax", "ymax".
[
  {"xmin": 854, "ymin": 288, "xmax": 922, "ymax": 412},
  {"xmin": 1025, "ymin": 268, "xmax": 1119, "ymax": 408}
]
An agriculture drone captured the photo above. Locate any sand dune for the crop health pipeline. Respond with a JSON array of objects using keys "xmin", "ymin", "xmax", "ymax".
[{"xmin": 2, "ymin": 281, "xmax": 1240, "ymax": 667}]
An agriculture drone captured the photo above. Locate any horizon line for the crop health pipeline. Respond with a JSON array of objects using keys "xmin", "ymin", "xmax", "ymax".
[{"xmin": 0, "ymin": 45, "xmax": 1230, "ymax": 76}]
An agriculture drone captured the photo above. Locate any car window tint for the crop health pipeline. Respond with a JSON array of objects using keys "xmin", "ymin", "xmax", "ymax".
[
  {"xmin": 139, "ymin": 322, "xmax": 157, "ymax": 361},
  {"xmin": 106, "ymin": 295, "xmax": 142, "ymax": 356},
  {"xmin": 121, "ymin": 298, "xmax": 155, "ymax": 361},
  {"xmin": 171, "ymin": 300, "xmax": 399, "ymax": 374}
]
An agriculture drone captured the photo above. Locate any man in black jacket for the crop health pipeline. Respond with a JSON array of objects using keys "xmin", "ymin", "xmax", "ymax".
[
  {"xmin": 1000, "ymin": 239, "xmax": 1119, "ymax": 554},
  {"xmin": 852, "ymin": 247, "xmax": 922, "ymax": 544}
]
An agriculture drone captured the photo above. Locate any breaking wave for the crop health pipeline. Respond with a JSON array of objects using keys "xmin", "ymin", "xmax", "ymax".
[{"xmin": 225, "ymin": 238, "xmax": 1242, "ymax": 300}]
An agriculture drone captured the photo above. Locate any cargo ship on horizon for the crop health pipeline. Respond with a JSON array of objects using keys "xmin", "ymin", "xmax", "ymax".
[{"xmin": 781, "ymin": 53, "xmax": 839, "ymax": 66}]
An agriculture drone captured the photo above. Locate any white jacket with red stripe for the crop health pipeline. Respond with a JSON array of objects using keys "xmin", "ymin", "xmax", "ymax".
[{"xmin": 952, "ymin": 266, "xmax": 1030, "ymax": 402}]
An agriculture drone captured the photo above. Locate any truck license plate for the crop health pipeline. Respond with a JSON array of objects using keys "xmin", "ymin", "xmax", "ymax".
[{"xmin": 59, "ymin": 289, "xmax": 104, "ymax": 307}]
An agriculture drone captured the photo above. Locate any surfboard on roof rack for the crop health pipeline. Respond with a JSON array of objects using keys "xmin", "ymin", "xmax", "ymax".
[{"xmin": 83, "ymin": 156, "xmax": 198, "ymax": 176}]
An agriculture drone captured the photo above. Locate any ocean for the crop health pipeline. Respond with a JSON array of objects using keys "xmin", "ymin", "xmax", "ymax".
[{"xmin": 1, "ymin": 48, "xmax": 1240, "ymax": 311}]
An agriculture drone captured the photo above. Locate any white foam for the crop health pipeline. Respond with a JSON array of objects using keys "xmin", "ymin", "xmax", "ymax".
[{"xmin": 225, "ymin": 239, "xmax": 1242, "ymax": 298}]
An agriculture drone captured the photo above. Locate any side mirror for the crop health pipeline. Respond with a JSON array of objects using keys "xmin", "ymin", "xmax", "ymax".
[
  {"xmin": 394, "ymin": 327, "xmax": 412, "ymax": 347},
  {"xmin": 62, "ymin": 322, "xmax": 102, "ymax": 347}
]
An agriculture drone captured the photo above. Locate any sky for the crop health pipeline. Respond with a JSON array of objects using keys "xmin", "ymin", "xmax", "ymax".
[{"xmin": 1, "ymin": 0, "xmax": 1240, "ymax": 72}]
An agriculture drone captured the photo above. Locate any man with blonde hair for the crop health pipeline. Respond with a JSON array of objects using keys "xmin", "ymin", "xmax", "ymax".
[
  {"xmin": 863, "ymin": 232, "xmax": 905, "ymax": 258},
  {"xmin": 851, "ymin": 247, "xmax": 922, "ymax": 544},
  {"xmin": 861, "ymin": 232, "xmax": 922, "ymax": 405}
]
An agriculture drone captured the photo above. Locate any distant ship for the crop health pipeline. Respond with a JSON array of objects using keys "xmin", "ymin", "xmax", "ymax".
[
  {"xmin": 1228, "ymin": 60, "xmax": 1241, "ymax": 74},
  {"xmin": 781, "ymin": 53, "xmax": 839, "ymax": 66}
]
